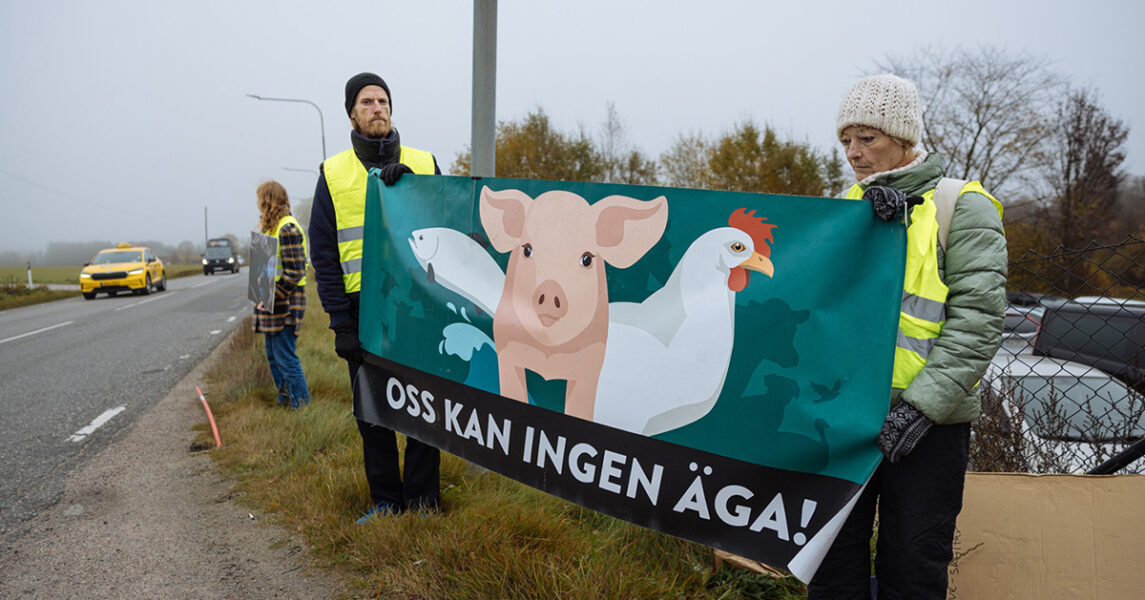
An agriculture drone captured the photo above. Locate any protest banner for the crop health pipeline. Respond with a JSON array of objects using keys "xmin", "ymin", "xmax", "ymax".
[{"xmin": 355, "ymin": 174, "xmax": 904, "ymax": 581}]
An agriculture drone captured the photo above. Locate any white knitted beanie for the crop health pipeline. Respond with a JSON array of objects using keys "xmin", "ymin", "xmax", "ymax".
[{"xmin": 836, "ymin": 74, "xmax": 923, "ymax": 146}]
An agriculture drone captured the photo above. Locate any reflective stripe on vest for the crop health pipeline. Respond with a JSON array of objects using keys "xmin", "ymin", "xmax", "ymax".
[
  {"xmin": 269, "ymin": 214, "xmax": 308, "ymax": 286},
  {"xmin": 846, "ymin": 180, "xmax": 1003, "ymax": 388},
  {"xmin": 323, "ymin": 145, "xmax": 436, "ymax": 292}
]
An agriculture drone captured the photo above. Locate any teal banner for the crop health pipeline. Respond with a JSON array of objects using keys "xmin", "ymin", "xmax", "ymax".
[{"xmin": 356, "ymin": 174, "xmax": 904, "ymax": 580}]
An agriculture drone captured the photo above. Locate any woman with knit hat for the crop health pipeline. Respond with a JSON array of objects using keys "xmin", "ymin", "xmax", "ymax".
[{"xmin": 807, "ymin": 74, "xmax": 1006, "ymax": 599}]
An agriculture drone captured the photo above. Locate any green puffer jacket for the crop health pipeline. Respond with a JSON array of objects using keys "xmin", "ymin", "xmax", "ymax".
[{"xmin": 862, "ymin": 153, "xmax": 1007, "ymax": 424}]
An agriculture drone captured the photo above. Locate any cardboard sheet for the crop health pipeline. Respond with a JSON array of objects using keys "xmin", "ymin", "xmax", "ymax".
[{"xmin": 948, "ymin": 472, "xmax": 1145, "ymax": 599}]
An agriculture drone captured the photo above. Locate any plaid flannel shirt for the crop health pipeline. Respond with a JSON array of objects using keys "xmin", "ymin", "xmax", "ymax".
[{"xmin": 252, "ymin": 222, "xmax": 306, "ymax": 335}]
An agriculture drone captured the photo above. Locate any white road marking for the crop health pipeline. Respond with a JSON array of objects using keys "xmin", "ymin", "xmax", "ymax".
[
  {"xmin": 180, "ymin": 354, "xmax": 190, "ymax": 360},
  {"xmin": 191, "ymin": 279, "xmax": 216, "ymax": 289},
  {"xmin": 0, "ymin": 321, "xmax": 75, "ymax": 345},
  {"xmin": 226, "ymin": 316, "xmax": 236, "ymax": 323},
  {"xmin": 67, "ymin": 406, "xmax": 126, "ymax": 442},
  {"xmin": 209, "ymin": 329, "xmax": 221, "ymax": 335},
  {"xmin": 114, "ymin": 293, "xmax": 173, "ymax": 311}
]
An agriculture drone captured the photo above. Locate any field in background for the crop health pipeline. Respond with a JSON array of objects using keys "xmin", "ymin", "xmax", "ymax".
[
  {"xmin": 0, "ymin": 264, "xmax": 206, "ymax": 286},
  {"xmin": 0, "ymin": 264, "xmax": 213, "ymax": 311},
  {"xmin": 0, "ymin": 265, "xmax": 85, "ymax": 285},
  {"xmin": 199, "ymin": 283, "xmax": 808, "ymax": 600}
]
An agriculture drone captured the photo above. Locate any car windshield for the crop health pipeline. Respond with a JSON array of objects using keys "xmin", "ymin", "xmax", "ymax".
[
  {"xmin": 205, "ymin": 247, "xmax": 233, "ymax": 258},
  {"xmin": 92, "ymin": 251, "xmax": 142, "ymax": 264},
  {"xmin": 1007, "ymin": 373, "xmax": 1145, "ymax": 442}
]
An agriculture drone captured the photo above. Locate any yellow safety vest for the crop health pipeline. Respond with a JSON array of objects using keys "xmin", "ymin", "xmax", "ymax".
[
  {"xmin": 323, "ymin": 146, "xmax": 435, "ymax": 293},
  {"xmin": 846, "ymin": 180, "xmax": 1003, "ymax": 389},
  {"xmin": 268, "ymin": 214, "xmax": 308, "ymax": 287}
]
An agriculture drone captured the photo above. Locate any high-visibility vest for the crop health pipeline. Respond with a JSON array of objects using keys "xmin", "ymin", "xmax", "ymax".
[
  {"xmin": 845, "ymin": 180, "xmax": 1003, "ymax": 389},
  {"xmin": 323, "ymin": 146, "xmax": 435, "ymax": 292},
  {"xmin": 269, "ymin": 214, "xmax": 308, "ymax": 287}
]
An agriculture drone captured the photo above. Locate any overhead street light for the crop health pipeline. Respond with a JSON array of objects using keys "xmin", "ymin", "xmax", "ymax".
[
  {"xmin": 282, "ymin": 166, "xmax": 319, "ymax": 176},
  {"xmin": 245, "ymin": 94, "xmax": 327, "ymax": 162}
]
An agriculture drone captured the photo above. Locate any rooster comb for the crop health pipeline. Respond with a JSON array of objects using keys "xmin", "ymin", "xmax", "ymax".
[{"xmin": 729, "ymin": 208, "xmax": 777, "ymax": 257}]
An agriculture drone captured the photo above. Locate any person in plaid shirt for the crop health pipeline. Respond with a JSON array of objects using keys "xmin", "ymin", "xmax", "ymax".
[{"xmin": 253, "ymin": 180, "xmax": 311, "ymax": 409}]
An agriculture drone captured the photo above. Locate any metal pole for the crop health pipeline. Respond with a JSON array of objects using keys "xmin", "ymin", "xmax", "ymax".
[
  {"xmin": 245, "ymin": 94, "xmax": 328, "ymax": 162},
  {"xmin": 471, "ymin": 0, "xmax": 497, "ymax": 177}
]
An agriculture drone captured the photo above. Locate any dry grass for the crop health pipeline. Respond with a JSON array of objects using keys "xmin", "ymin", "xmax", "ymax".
[
  {"xmin": 198, "ymin": 285, "xmax": 807, "ymax": 600},
  {"xmin": 0, "ymin": 282, "xmax": 77, "ymax": 310}
]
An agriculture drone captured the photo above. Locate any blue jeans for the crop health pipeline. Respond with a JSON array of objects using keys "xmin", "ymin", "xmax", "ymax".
[{"xmin": 264, "ymin": 324, "xmax": 310, "ymax": 408}]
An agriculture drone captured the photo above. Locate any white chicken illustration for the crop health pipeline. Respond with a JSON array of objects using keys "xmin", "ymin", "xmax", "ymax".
[{"xmin": 408, "ymin": 208, "xmax": 776, "ymax": 435}]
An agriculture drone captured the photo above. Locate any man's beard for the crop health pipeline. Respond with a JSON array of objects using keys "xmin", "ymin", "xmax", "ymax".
[{"xmin": 354, "ymin": 118, "xmax": 391, "ymax": 140}]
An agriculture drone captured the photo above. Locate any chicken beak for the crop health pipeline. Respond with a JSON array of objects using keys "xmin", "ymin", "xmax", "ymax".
[{"xmin": 739, "ymin": 252, "xmax": 774, "ymax": 278}]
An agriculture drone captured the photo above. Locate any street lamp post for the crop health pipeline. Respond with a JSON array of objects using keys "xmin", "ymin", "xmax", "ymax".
[
  {"xmin": 472, "ymin": 0, "xmax": 498, "ymax": 177},
  {"xmin": 245, "ymin": 94, "xmax": 327, "ymax": 162}
]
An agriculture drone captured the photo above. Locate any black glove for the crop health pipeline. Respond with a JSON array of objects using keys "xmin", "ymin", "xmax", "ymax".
[
  {"xmin": 863, "ymin": 185, "xmax": 923, "ymax": 222},
  {"xmin": 877, "ymin": 401, "xmax": 934, "ymax": 463},
  {"xmin": 377, "ymin": 162, "xmax": 413, "ymax": 186},
  {"xmin": 332, "ymin": 321, "xmax": 362, "ymax": 363}
]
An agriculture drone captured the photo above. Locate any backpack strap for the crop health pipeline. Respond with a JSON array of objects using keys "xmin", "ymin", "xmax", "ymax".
[{"xmin": 933, "ymin": 177, "xmax": 966, "ymax": 252}]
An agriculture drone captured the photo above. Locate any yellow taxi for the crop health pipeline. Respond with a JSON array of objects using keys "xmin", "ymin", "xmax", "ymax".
[{"xmin": 79, "ymin": 243, "xmax": 167, "ymax": 300}]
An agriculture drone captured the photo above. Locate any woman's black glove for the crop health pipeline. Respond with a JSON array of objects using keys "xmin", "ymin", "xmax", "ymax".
[
  {"xmin": 376, "ymin": 163, "xmax": 413, "ymax": 186},
  {"xmin": 877, "ymin": 401, "xmax": 934, "ymax": 463},
  {"xmin": 333, "ymin": 321, "xmax": 362, "ymax": 363},
  {"xmin": 863, "ymin": 185, "xmax": 923, "ymax": 222}
]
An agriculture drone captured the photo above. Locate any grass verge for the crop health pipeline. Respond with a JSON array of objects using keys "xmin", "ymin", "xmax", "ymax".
[
  {"xmin": 199, "ymin": 285, "xmax": 808, "ymax": 599},
  {"xmin": 0, "ymin": 283, "xmax": 77, "ymax": 310}
]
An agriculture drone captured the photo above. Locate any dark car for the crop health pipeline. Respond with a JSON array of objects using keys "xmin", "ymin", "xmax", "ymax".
[
  {"xmin": 202, "ymin": 239, "xmax": 239, "ymax": 275},
  {"xmin": 1006, "ymin": 291, "xmax": 1068, "ymax": 309},
  {"xmin": 1032, "ymin": 298, "xmax": 1145, "ymax": 395},
  {"xmin": 999, "ymin": 293, "xmax": 1065, "ymax": 356}
]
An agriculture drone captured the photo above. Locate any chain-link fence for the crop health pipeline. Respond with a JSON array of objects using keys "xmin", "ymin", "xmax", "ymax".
[{"xmin": 969, "ymin": 235, "xmax": 1145, "ymax": 474}]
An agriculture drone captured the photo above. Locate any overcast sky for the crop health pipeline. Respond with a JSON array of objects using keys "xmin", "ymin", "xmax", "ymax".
[{"xmin": 2, "ymin": 0, "xmax": 1142, "ymax": 256}]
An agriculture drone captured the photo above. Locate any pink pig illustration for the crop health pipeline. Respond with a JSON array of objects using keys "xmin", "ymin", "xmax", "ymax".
[{"xmin": 479, "ymin": 186, "xmax": 668, "ymax": 420}]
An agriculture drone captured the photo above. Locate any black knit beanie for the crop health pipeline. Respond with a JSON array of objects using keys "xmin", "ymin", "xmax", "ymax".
[{"xmin": 344, "ymin": 72, "xmax": 391, "ymax": 116}]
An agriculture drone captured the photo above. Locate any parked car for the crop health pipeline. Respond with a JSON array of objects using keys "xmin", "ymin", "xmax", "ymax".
[
  {"xmin": 1032, "ymin": 297, "xmax": 1145, "ymax": 395},
  {"xmin": 79, "ymin": 243, "xmax": 167, "ymax": 299},
  {"xmin": 998, "ymin": 292, "xmax": 1066, "ymax": 356},
  {"xmin": 1006, "ymin": 291, "xmax": 1068, "ymax": 309},
  {"xmin": 983, "ymin": 352, "xmax": 1145, "ymax": 474},
  {"xmin": 1000, "ymin": 304, "xmax": 1044, "ymax": 356}
]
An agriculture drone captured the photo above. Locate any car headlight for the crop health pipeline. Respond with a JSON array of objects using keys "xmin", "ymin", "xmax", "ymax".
[
  {"xmin": 227, "ymin": 257, "xmax": 235, "ymax": 263},
  {"xmin": 128, "ymin": 268, "xmax": 144, "ymax": 275},
  {"xmin": 80, "ymin": 273, "xmax": 91, "ymax": 279},
  {"xmin": 202, "ymin": 259, "xmax": 208, "ymax": 265}
]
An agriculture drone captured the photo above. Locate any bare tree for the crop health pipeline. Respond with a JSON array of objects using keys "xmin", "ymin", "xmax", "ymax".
[
  {"xmin": 876, "ymin": 46, "xmax": 1065, "ymax": 197},
  {"xmin": 597, "ymin": 102, "xmax": 658, "ymax": 186},
  {"xmin": 1041, "ymin": 88, "xmax": 1128, "ymax": 249}
]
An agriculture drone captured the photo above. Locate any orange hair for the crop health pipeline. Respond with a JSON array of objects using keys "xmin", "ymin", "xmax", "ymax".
[{"xmin": 257, "ymin": 180, "xmax": 291, "ymax": 234}]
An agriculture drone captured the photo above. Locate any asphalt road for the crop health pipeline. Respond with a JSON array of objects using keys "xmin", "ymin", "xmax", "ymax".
[{"xmin": 0, "ymin": 271, "xmax": 249, "ymax": 541}]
